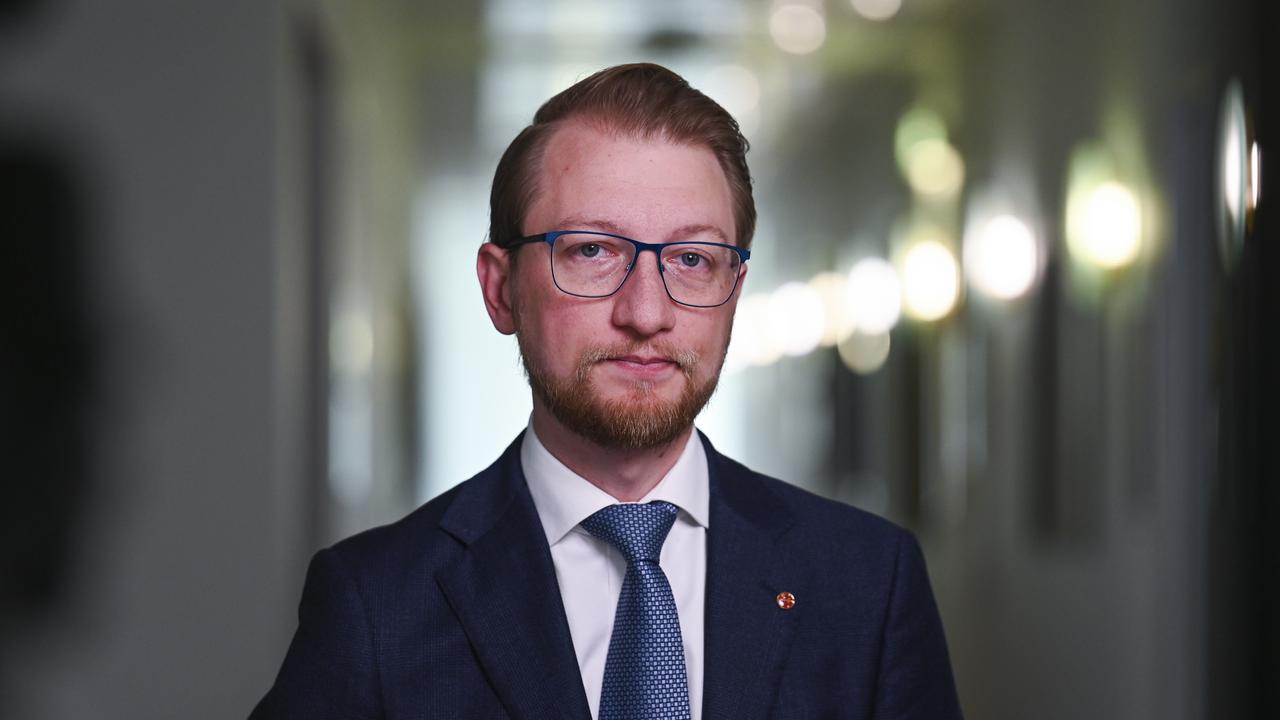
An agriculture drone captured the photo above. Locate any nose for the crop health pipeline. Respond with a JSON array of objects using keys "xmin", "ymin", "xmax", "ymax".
[{"xmin": 610, "ymin": 249, "xmax": 677, "ymax": 337}]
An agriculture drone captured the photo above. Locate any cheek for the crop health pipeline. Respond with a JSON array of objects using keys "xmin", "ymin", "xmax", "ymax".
[
  {"xmin": 682, "ymin": 311, "xmax": 735, "ymax": 361},
  {"xmin": 510, "ymin": 263, "xmax": 556, "ymax": 334},
  {"xmin": 518, "ymin": 300, "xmax": 599, "ymax": 371}
]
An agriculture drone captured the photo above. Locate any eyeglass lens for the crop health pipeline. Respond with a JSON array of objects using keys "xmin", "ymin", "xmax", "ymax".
[{"xmin": 549, "ymin": 233, "xmax": 741, "ymax": 306}]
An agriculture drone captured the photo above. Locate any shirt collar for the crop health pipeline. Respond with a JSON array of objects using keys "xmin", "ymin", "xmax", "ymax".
[{"xmin": 521, "ymin": 420, "xmax": 711, "ymax": 547}]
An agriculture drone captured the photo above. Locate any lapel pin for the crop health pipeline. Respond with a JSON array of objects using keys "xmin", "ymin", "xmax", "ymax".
[{"xmin": 775, "ymin": 591, "xmax": 796, "ymax": 610}]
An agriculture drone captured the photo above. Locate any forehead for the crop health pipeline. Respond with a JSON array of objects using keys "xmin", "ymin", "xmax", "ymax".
[{"xmin": 525, "ymin": 119, "xmax": 735, "ymax": 241}]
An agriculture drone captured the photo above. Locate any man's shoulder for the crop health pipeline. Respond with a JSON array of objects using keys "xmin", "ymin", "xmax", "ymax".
[
  {"xmin": 321, "ymin": 442, "xmax": 521, "ymax": 580},
  {"xmin": 319, "ymin": 480, "xmax": 469, "ymax": 581}
]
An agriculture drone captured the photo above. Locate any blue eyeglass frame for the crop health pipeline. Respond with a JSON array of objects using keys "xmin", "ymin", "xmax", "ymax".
[{"xmin": 506, "ymin": 230, "xmax": 751, "ymax": 308}]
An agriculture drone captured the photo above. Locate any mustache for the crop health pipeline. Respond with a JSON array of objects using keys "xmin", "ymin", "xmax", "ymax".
[{"xmin": 576, "ymin": 343, "xmax": 699, "ymax": 378}]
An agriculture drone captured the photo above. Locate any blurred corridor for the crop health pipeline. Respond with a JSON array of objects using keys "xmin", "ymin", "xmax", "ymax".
[{"xmin": 1, "ymin": 0, "xmax": 1275, "ymax": 718}]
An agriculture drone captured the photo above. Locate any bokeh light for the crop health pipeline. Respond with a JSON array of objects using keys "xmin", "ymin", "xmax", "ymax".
[
  {"xmin": 769, "ymin": 3, "xmax": 827, "ymax": 55},
  {"xmin": 1223, "ymin": 107, "xmax": 1245, "ymax": 226},
  {"xmin": 809, "ymin": 271, "xmax": 851, "ymax": 346},
  {"xmin": 766, "ymin": 281, "xmax": 827, "ymax": 357},
  {"xmin": 1216, "ymin": 81, "xmax": 1249, "ymax": 270},
  {"xmin": 846, "ymin": 257, "xmax": 902, "ymax": 334},
  {"xmin": 838, "ymin": 329, "xmax": 892, "ymax": 374},
  {"xmin": 1065, "ymin": 142, "xmax": 1145, "ymax": 271},
  {"xmin": 725, "ymin": 293, "xmax": 781, "ymax": 371},
  {"xmin": 1249, "ymin": 141, "xmax": 1261, "ymax": 212},
  {"xmin": 904, "ymin": 138, "xmax": 965, "ymax": 198},
  {"xmin": 895, "ymin": 107, "xmax": 946, "ymax": 172},
  {"xmin": 851, "ymin": 0, "xmax": 902, "ymax": 22},
  {"xmin": 965, "ymin": 214, "xmax": 1039, "ymax": 300},
  {"xmin": 1068, "ymin": 180, "xmax": 1143, "ymax": 270},
  {"xmin": 901, "ymin": 240, "xmax": 960, "ymax": 320},
  {"xmin": 894, "ymin": 107, "xmax": 964, "ymax": 198}
]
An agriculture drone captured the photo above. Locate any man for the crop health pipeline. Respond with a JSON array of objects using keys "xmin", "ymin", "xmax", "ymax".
[{"xmin": 252, "ymin": 63, "xmax": 962, "ymax": 719}]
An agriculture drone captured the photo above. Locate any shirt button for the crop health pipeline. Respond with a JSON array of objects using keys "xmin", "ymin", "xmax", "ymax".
[{"xmin": 775, "ymin": 591, "xmax": 796, "ymax": 610}]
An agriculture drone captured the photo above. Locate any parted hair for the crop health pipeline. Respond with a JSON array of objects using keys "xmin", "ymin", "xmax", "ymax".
[{"xmin": 488, "ymin": 63, "xmax": 756, "ymax": 252}]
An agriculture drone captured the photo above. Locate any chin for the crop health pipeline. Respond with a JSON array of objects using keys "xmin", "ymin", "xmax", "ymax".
[{"xmin": 604, "ymin": 379, "xmax": 683, "ymax": 405}]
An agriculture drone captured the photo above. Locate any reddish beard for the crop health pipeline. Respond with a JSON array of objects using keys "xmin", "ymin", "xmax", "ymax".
[{"xmin": 516, "ymin": 338, "xmax": 721, "ymax": 451}]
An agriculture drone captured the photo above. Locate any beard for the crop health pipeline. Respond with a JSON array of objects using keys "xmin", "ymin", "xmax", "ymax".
[{"xmin": 516, "ymin": 335, "xmax": 723, "ymax": 451}]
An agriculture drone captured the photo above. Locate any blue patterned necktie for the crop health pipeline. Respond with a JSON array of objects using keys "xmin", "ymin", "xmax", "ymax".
[{"xmin": 580, "ymin": 501, "xmax": 691, "ymax": 720}]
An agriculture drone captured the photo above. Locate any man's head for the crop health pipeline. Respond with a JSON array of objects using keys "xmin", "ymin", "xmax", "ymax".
[
  {"xmin": 477, "ymin": 63, "xmax": 754, "ymax": 451},
  {"xmin": 489, "ymin": 63, "xmax": 756, "ymax": 254}
]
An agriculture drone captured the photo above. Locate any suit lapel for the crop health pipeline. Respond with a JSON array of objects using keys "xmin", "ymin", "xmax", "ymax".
[
  {"xmin": 435, "ymin": 437, "xmax": 592, "ymax": 720},
  {"xmin": 701, "ymin": 434, "xmax": 801, "ymax": 720}
]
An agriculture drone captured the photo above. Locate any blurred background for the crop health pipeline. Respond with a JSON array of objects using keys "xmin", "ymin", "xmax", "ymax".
[{"xmin": 1, "ymin": 0, "xmax": 1275, "ymax": 718}]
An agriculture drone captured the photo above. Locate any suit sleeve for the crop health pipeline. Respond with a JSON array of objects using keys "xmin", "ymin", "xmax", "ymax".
[
  {"xmin": 248, "ymin": 548, "xmax": 383, "ymax": 720},
  {"xmin": 872, "ymin": 532, "xmax": 964, "ymax": 720}
]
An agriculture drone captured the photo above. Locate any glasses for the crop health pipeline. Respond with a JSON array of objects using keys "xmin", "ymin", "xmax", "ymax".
[{"xmin": 507, "ymin": 230, "xmax": 750, "ymax": 308}]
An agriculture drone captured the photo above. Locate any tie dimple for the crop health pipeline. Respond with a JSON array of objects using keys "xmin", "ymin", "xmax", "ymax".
[{"xmin": 580, "ymin": 501, "xmax": 691, "ymax": 720}]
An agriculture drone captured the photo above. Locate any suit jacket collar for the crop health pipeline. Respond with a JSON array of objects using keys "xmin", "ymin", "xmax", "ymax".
[
  {"xmin": 436, "ymin": 434, "xmax": 593, "ymax": 720},
  {"xmin": 434, "ymin": 432, "xmax": 800, "ymax": 720},
  {"xmin": 700, "ymin": 431, "xmax": 801, "ymax": 720}
]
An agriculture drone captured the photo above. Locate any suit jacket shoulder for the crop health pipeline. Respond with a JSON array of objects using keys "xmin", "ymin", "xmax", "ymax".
[
  {"xmin": 251, "ymin": 434, "xmax": 593, "ymax": 720},
  {"xmin": 698, "ymin": 433, "xmax": 962, "ymax": 720},
  {"xmin": 323, "ymin": 435, "xmax": 518, "ymax": 578}
]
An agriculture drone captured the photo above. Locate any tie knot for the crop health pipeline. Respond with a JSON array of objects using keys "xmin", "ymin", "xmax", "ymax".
[{"xmin": 580, "ymin": 501, "xmax": 679, "ymax": 564}]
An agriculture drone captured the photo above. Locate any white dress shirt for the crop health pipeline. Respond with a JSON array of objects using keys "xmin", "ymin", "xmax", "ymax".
[{"xmin": 521, "ymin": 423, "xmax": 708, "ymax": 720}]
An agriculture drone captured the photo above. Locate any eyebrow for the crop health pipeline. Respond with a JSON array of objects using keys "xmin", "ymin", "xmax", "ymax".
[{"xmin": 554, "ymin": 217, "xmax": 732, "ymax": 245}]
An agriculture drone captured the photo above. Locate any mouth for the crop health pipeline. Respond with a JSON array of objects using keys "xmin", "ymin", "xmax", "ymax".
[
  {"xmin": 576, "ymin": 344, "xmax": 697, "ymax": 387},
  {"xmin": 595, "ymin": 352, "xmax": 683, "ymax": 382},
  {"xmin": 605, "ymin": 355, "xmax": 677, "ymax": 371},
  {"xmin": 610, "ymin": 354, "xmax": 676, "ymax": 366}
]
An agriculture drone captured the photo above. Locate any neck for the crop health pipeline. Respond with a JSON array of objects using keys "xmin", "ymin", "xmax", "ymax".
[{"xmin": 530, "ymin": 404, "xmax": 693, "ymax": 502}]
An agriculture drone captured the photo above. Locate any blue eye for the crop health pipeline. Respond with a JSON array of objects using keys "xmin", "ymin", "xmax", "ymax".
[
  {"xmin": 680, "ymin": 252, "xmax": 702, "ymax": 267},
  {"xmin": 579, "ymin": 244, "xmax": 601, "ymax": 258}
]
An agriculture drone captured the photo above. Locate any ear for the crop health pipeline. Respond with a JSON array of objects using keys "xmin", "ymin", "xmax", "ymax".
[{"xmin": 477, "ymin": 242, "xmax": 518, "ymax": 335}]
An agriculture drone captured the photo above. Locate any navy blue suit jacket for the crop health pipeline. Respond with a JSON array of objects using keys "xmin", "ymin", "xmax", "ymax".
[{"xmin": 251, "ymin": 433, "xmax": 962, "ymax": 719}]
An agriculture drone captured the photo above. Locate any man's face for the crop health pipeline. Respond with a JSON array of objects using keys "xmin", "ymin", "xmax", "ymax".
[{"xmin": 496, "ymin": 119, "xmax": 745, "ymax": 450}]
